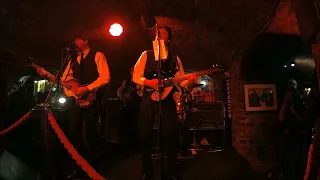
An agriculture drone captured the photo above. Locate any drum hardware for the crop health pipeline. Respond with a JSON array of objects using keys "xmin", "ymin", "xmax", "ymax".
[
  {"xmin": 188, "ymin": 107, "xmax": 204, "ymax": 153},
  {"xmin": 187, "ymin": 96, "xmax": 225, "ymax": 153}
]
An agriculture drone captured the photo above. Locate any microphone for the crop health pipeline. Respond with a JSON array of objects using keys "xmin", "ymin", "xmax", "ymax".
[{"xmin": 64, "ymin": 42, "xmax": 78, "ymax": 51}]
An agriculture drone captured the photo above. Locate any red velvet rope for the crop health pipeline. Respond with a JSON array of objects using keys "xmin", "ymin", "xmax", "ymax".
[
  {"xmin": 0, "ymin": 112, "xmax": 31, "ymax": 136},
  {"xmin": 304, "ymin": 142, "xmax": 314, "ymax": 180},
  {"xmin": 47, "ymin": 111, "xmax": 106, "ymax": 180}
]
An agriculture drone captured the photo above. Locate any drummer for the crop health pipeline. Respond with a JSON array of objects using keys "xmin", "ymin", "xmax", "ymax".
[{"xmin": 191, "ymin": 89, "xmax": 203, "ymax": 102}]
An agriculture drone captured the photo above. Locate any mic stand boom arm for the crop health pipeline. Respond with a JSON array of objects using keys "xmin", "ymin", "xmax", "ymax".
[{"xmin": 39, "ymin": 47, "xmax": 72, "ymax": 180}]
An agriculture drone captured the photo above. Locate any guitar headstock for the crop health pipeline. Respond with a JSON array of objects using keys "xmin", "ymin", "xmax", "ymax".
[{"xmin": 26, "ymin": 57, "xmax": 35, "ymax": 66}]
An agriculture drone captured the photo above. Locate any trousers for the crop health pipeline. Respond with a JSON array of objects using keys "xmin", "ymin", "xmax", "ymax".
[
  {"xmin": 138, "ymin": 94, "xmax": 179, "ymax": 178},
  {"xmin": 67, "ymin": 99, "xmax": 99, "ymax": 165}
]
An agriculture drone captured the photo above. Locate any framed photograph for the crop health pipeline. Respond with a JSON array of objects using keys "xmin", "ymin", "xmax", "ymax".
[{"xmin": 244, "ymin": 84, "xmax": 278, "ymax": 111}]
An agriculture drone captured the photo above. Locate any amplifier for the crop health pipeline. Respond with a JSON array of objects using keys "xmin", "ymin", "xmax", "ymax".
[{"xmin": 188, "ymin": 102, "xmax": 225, "ymax": 130}]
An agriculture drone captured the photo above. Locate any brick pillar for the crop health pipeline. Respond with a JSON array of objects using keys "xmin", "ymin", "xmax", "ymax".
[{"xmin": 230, "ymin": 61, "xmax": 279, "ymax": 172}]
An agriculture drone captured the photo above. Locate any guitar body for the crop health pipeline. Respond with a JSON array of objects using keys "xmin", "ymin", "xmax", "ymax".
[
  {"xmin": 63, "ymin": 79, "xmax": 97, "ymax": 108},
  {"xmin": 150, "ymin": 86, "xmax": 173, "ymax": 101},
  {"xmin": 27, "ymin": 59, "xmax": 97, "ymax": 108}
]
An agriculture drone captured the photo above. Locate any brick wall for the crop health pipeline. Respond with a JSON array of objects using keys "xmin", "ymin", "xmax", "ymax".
[{"xmin": 230, "ymin": 0, "xmax": 300, "ymax": 171}]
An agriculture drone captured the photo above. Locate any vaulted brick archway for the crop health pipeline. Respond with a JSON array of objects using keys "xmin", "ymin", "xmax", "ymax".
[
  {"xmin": 2, "ymin": 0, "xmax": 320, "ymax": 173},
  {"xmin": 228, "ymin": 0, "xmax": 319, "ymax": 171}
]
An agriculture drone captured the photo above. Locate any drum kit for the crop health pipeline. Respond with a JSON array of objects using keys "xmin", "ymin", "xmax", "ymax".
[
  {"xmin": 176, "ymin": 83, "xmax": 203, "ymax": 122},
  {"xmin": 176, "ymin": 84, "xmax": 205, "ymax": 153}
]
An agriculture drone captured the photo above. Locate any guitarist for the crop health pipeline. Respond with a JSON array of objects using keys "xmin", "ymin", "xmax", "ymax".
[
  {"xmin": 133, "ymin": 26, "xmax": 196, "ymax": 180},
  {"xmin": 37, "ymin": 36, "xmax": 111, "ymax": 179},
  {"xmin": 117, "ymin": 67, "xmax": 142, "ymax": 148}
]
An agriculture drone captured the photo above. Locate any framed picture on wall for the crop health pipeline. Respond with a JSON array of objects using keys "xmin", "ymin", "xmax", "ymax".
[{"xmin": 244, "ymin": 84, "xmax": 278, "ymax": 111}]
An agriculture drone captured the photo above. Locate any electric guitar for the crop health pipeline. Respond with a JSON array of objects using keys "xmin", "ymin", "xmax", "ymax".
[
  {"xmin": 27, "ymin": 60, "xmax": 97, "ymax": 108},
  {"xmin": 147, "ymin": 67, "xmax": 225, "ymax": 101}
]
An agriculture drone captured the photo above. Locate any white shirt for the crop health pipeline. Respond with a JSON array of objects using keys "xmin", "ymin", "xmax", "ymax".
[{"xmin": 61, "ymin": 48, "xmax": 111, "ymax": 91}]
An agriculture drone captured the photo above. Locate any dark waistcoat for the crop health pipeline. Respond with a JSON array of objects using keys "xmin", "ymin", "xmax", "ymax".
[{"xmin": 72, "ymin": 51, "xmax": 99, "ymax": 85}]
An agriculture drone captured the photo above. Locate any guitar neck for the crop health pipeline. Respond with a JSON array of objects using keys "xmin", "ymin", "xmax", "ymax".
[
  {"xmin": 31, "ymin": 63, "xmax": 70, "ymax": 89},
  {"xmin": 163, "ymin": 68, "xmax": 223, "ymax": 86}
]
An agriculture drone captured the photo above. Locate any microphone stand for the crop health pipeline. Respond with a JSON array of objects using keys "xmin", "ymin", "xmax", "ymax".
[
  {"xmin": 39, "ymin": 46, "xmax": 73, "ymax": 180},
  {"xmin": 154, "ymin": 25, "xmax": 165, "ymax": 180}
]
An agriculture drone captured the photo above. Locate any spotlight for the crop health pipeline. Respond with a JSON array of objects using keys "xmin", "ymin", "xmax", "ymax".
[
  {"xmin": 109, "ymin": 23, "xmax": 123, "ymax": 37},
  {"xmin": 291, "ymin": 63, "xmax": 295, "ymax": 67},
  {"xmin": 58, "ymin": 97, "xmax": 66, "ymax": 104}
]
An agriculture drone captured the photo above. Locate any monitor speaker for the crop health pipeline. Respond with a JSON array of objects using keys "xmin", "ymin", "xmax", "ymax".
[{"xmin": 0, "ymin": 150, "xmax": 41, "ymax": 180}]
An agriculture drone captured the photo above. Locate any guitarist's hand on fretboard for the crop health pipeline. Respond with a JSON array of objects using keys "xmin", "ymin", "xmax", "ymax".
[{"xmin": 144, "ymin": 79, "xmax": 161, "ymax": 90}]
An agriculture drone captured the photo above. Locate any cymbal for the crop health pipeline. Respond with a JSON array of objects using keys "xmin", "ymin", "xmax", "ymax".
[{"xmin": 192, "ymin": 84, "xmax": 203, "ymax": 87}]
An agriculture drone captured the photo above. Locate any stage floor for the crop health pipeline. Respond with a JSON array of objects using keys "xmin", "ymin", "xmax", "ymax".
[
  {"xmin": 1, "ymin": 142, "xmax": 271, "ymax": 180},
  {"xmin": 58, "ymin": 144, "xmax": 270, "ymax": 180}
]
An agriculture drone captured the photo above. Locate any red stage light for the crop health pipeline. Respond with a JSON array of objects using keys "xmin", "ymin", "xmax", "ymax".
[{"xmin": 109, "ymin": 23, "xmax": 123, "ymax": 37}]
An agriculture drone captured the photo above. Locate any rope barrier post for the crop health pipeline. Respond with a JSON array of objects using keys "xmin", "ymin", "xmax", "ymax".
[
  {"xmin": 47, "ymin": 110, "xmax": 107, "ymax": 180},
  {"xmin": 37, "ymin": 103, "xmax": 56, "ymax": 180}
]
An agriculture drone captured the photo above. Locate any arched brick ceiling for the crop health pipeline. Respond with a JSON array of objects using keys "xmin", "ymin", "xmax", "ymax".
[{"xmin": 1, "ymin": 0, "xmax": 277, "ymax": 81}]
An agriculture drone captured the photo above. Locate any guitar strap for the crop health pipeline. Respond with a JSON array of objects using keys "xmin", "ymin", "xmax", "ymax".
[
  {"xmin": 78, "ymin": 53, "xmax": 84, "ymax": 80},
  {"xmin": 172, "ymin": 55, "xmax": 181, "ymax": 93},
  {"xmin": 173, "ymin": 55, "xmax": 179, "ymax": 71}
]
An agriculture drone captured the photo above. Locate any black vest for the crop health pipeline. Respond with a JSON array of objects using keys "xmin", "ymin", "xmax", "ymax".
[
  {"xmin": 72, "ymin": 51, "xmax": 99, "ymax": 85},
  {"xmin": 144, "ymin": 50, "xmax": 178, "ymax": 80}
]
